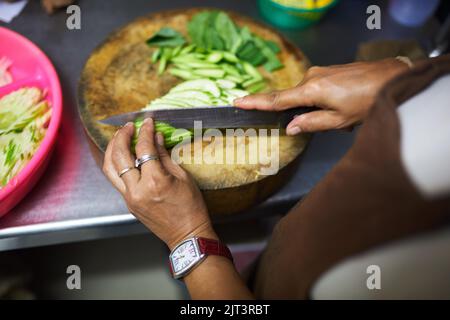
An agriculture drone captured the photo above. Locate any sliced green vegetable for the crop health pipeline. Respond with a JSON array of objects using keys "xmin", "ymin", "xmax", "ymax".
[
  {"xmin": 151, "ymin": 48, "xmax": 161, "ymax": 63},
  {"xmin": 246, "ymin": 81, "xmax": 267, "ymax": 93},
  {"xmin": 206, "ymin": 51, "xmax": 224, "ymax": 64},
  {"xmin": 171, "ymin": 45, "xmax": 183, "ymax": 57},
  {"xmin": 0, "ymin": 87, "xmax": 51, "ymax": 187},
  {"xmin": 193, "ymin": 68, "xmax": 226, "ymax": 79},
  {"xmin": 168, "ymin": 68, "xmax": 198, "ymax": 80},
  {"xmin": 242, "ymin": 62, "xmax": 263, "ymax": 80},
  {"xmin": 220, "ymin": 63, "xmax": 241, "ymax": 77},
  {"xmin": 170, "ymin": 79, "xmax": 221, "ymax": 98},
  {"xmin": 222, "ymin": 52, "xmax": 239, "ymax": 63},
  {"xmin": 224, "ymin": 75, "xmax": 244, "ymax": 84},
  {"xmin": 179, "ymin": 44, "xmax": 196, "ymax": 55},
  {"xmin": 216, "ymin": 79, "xmax": 236, "ymax": 89}
]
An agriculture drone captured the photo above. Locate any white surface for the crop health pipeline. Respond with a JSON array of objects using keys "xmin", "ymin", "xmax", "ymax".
[
  {"xmin": 312, "ymin": 225, "xmax": 450, "ymax": 299},
  {"xmin": 398, "ymin": 75, "xmax": 450, "ymax": 198},
  {"xmin": 0, "ymin": 0, "xmax": 28, "ymax": 23},
  {"xmin": 312, "ymin": 74, "xmax": 450, "ymax": 299}
]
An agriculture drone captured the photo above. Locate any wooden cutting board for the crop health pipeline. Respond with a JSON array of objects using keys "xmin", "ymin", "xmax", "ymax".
[{"xmin": 78, "ymin": 8, "xmax": 310, "ymax": 215}]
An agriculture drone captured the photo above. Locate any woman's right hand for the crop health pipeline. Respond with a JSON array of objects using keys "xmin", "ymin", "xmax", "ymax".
[{"xmin": 233, "ymin": 58, "xmax": 409, "ymax": 135}]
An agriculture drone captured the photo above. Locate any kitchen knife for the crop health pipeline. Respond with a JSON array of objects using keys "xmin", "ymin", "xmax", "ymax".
[{"xmin": 98, "ymin": 105, "xmax": 318, "ymax": 129}]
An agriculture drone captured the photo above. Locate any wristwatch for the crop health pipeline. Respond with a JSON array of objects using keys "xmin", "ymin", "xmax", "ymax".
[{"xmin": 169, "ymin": 237, "xmax": 233, "ymax": 279}]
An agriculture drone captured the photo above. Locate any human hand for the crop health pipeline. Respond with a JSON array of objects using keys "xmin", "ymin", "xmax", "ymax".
[
  {"xmin": 234, "ymin": 58, "xmax": 408, "ymax": 135},
  {"xmin": 102, "ymin": 119, "xmax": 216, "ymax": 250}
]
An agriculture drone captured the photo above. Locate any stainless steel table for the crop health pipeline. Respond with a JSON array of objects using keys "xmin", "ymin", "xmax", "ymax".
[{"xmin": 0, "ymin": 0, "xmax": 433, "ymax": 251}]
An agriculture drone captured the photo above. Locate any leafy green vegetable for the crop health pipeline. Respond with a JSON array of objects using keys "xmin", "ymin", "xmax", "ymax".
[
  {"xmin": 188, "ymin": 11, "xmax": 211, "ymax": 49},
  {"xmin": 265, "ymin": 40, "xmax": 281, "ymax": 54},
  {"xmin": 187, "ymin": 11, "xmax": 283, "ymax": 69},
  {"xmin": 146, "ymin": 27, "xmax": 186, "ymax": 47},
  {"xmin": 254, "ymin": 37, "xmax": 284, "ymax": 71},
  {"xmin": 214, "ymin": 11, "xmax": 241, "ymax": 53}
]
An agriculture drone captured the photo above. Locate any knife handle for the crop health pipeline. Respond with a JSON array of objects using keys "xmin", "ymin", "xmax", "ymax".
[{"xmin": 279, "ymin": 107, "xmax": 319, "ymax": 128}]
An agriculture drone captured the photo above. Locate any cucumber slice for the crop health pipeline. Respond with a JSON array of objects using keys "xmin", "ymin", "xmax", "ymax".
[
  {"xmin": 184, "ymin": 61, "xmax": 222, "ymax": 69},
  {"xmin": 166, "ymin": 90, "xmax": 213, "ymax": 104},
  {"xmin": 222, "ymin": 52, "xmax": 239, "ymax": 63},
  {"xmin": 169, "ymin": 68, "xmax": 198, "ymax": 80},
  {"xmin": 152, "ymin": 98, "xmax": 190, "ymax": 108},
  {"xmin": 162, "ymin": 97, "xmax": 209, "ymax": 107},
  {"xmin": 242, "ymin": 77, "xmax": 264, "ymax": 88},
  {"xmin": 224, "ymin": 75, "xmax": 244, "ymax": 83},
  {"xmin": 220, "ymin": 63, "xmax": 241, "ymax": 77},
  {"xmin": 225, "ymin": 89, "xmax": 249, "ymax": 98},
  {"xmin": 179, "ymin": 44, "xmax": 196, "ymax": 55},
  {"xmin": 193, "ymin": 69, "xmax": 226, "ymax": 79},
  {"xmin": 144, "ymin": 103, "xmax": 181, "ymax": 110},
  {"xmin": 172, "ymin": 63, "xmax": 193, "ymax": 71},
  {"xmin": 216, "ymin": 79, "xmax": 236, "ymax": 89},
  {"xmin": 247, "ymin": 81, "xmax": 266, "ymax": 93},
  {"xmin": 170, "ymin": 79, "xmax": 221, "ymax": 98},
  {"xmin": 242, "ymin": 62, "xmax": 262, "ymax": 80},
  {"xmin": 151, "ymin": 48, "xmax": 161, "ymax": 63},
  {"xmin": 206, "ymin": 51, "xmax": 224, "ymax": 63},
  {"xmin": 172, "ymin": 45, "xmax": 183, "ymax": 57},
  {"xmin": 171, "ymin": 55, "xmax": 202, "ymax": 64}
]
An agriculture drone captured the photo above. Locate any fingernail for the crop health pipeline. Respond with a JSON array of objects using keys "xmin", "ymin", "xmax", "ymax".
[
  {"xmin": 156, "ymin": 133, "xmax": 164, "ymax": 146},
  {"xmin": 233, "ymin": 97, "xmax": 244, "ymax": 105},
  {"xmin": 286, "ymin": 126, "xmax": 301, "ymax": 136},
  {"xmin": 125, "ymin": 122, "xmax": 133, "ymax": 128},
  {"xmin": 144, "ymin": 117, "xmax": 153, "ymax": 124}
]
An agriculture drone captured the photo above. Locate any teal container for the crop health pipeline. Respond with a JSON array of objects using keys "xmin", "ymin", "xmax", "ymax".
[{"xmin": 258, "ymin": 0, "xmax": 339, "ymax": 29}]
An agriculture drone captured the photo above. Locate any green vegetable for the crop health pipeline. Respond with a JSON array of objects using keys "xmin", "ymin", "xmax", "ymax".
[
  {"xmin": 146, "ymin": 27, "xmax": 186, "ymax": 47},
  {"xmin": 242, "ymin": 62, "xmax": 263, "ymax": 80},
  {"xmin": 246, "ymin": 81, "xmax": 267, "ymax": 93},
  {"xmin": 193, "ymin": 68, "xmax": 226, "ymax": 79},
  {"xmin": 151, "ymin": 48, "xmax": 161, "ymax": 63},
  {"xmin": 206, "ymin": 51, "xmax": 224, "ymax": 64},
  {"xmin": 188, "ymin": 12, "xmax": 211, "ymax": 49},
  {"xmin": 171, "ymin": 45, "xmax": 183, "ymax": 57},
  {"xmin": 222, "ymin": 52, "xmax": 239, "ymax": 63},
  {"xmin": 179, "ymin": 44, "xmax": 196, "ymax": 55},
  {"xmin": 265, "ymin": 40, "xmax": 281, "ymax": 54},
  {"xmin": 168, "ymin": 68, "xmax": 198, "ymax": 80},
  {"xmin": 214, "ymin": 11, "xmax": 241, "ymax": 52},
  {"xmin": 132, "ymin": 120, "xmax": 192, "ymax": 149},
  {"xmin": 0, "ymin": 87, "xmax": 51, "ymax": 187},
  {"xmin": 254, "ymin": 37, "xmax": 284, "ymax": 72}
]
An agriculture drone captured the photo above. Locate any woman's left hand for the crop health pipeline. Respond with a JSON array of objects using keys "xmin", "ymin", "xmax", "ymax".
[{"xmin": 102, "ymin": 118, "xmax": 216, "ymax": 250}]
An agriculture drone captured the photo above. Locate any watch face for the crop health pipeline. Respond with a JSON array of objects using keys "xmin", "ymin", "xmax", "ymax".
[{"xmin": 170, "ymin": 239, "xmax": 201, "ymax": 275}]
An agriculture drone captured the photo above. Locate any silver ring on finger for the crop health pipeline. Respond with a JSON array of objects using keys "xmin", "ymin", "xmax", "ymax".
[
  {"xmin": 118, "ymin": 166, "xmax": 137, "ymax": 178},
  {"xmin": 135, "ymin": 154, "xmax": 159, "ymax": 169}
]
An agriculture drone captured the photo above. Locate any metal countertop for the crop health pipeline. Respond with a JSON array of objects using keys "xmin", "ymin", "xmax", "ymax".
[{"xmin": 0, "ymin": 0, "xmax": 432, "ymax": 251}]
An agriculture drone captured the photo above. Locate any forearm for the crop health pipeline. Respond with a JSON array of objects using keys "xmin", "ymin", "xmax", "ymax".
[{"xmin": 179, "ymin": 228, "xmax": 254, "ymax": 300}]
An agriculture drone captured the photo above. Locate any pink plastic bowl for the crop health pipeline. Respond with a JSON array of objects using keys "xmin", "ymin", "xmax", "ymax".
[{"xmin": 0, "ymin": 27, "xmax": 62, "ymax": 217}]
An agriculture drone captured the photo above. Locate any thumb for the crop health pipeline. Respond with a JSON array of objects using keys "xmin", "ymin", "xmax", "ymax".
[
  {"xmin": 233, "ymin": 85, "xmax": 314, "ymax": 111},
  {"xmin": 286, "ymin": 110, "xmax": 344, "ymax": 134}
]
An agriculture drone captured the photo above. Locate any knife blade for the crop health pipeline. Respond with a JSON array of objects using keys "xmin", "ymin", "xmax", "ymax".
[{"xmin": 98, "ymin": 105, "xmax": 317, "ymax": 129}]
